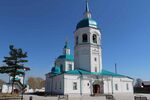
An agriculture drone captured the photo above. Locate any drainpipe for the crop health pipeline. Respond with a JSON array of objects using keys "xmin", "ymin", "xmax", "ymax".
[
  {"xmin": 111, "ymin": 76, "xmax": 114, "ymax": 94},
  {"xmin": 107, "ymin": 76, "xmax": 109, "ymax": 94},
  {"xmin": 89, "ymin": 79, "xmax": 92, "ymax": 96},
  {"xmin": 102, "ymin": 75, "xmax": 104, "ymax": 94},
  {"xmin": 62, "ymin": 74, "xmax": 65, "ymax": 95},
  {"xmin": 80, "ymin": 75, "xmax": 82, "ymax": 96},
  {"xmin": 78, "ymin": 70, "xmax": 82, "ymax": 96}
]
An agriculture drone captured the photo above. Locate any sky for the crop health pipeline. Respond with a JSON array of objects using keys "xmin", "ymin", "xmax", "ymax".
[{"xmin": 0, "ymin": 0, "xmax": 150, "ymax": 82}]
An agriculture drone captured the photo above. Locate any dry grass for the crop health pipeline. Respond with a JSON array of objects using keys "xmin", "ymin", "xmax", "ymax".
[{"xmin": 0, "ymin": 93, "xmax": 19, "ymax": 97}]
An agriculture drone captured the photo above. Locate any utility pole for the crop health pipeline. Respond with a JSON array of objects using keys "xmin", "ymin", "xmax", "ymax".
[{"xmin": 115, "ymin": 63, "xmax": 117, "ymax": 74}]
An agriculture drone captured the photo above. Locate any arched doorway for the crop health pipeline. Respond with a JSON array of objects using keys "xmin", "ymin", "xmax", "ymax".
[
  {"xmin": 93, "ymin": 84, "xmax": 100, "ymax": 94},
  {"xmin": 14, "ymin": 89, "xmax": 19, "ymax": 94},
  {"xmin": 93, "ymin": 80, "xmax": 104, "ymax": 95}
]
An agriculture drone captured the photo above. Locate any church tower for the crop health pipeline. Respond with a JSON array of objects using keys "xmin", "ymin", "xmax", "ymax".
[{"xmin": 74, "ymin": 1, "xmax": 102, "ymax": 73}]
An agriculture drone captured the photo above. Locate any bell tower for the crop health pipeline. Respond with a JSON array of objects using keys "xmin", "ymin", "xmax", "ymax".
[{"xmin": 74, "ymin": 1, "xmax": 102, "ymax": 73}]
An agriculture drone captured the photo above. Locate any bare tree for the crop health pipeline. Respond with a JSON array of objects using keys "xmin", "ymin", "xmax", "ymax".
[
  {"xmin": 0, "ymin": 79, "xmax": 6, "ymax": 87},
  {"xmin": 27, "ymin": 77, "xmax": 45, "ymax": 91},
  {"xmin": 134, "ymin": 78, "xmax": 143, "ymax": 87}
]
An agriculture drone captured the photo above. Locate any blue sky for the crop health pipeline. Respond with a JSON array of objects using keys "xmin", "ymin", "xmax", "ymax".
[{"xmin": 0, "ymin": 0, "xmax": 150, "ymax": 81}]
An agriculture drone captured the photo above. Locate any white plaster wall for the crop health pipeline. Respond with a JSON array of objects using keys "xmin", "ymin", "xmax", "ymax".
[
  {"xmin": 103, "ymin": 77, "xmax": 133, "ymax": 94},
  {"xmin": 2, "ymin": 84, "xmax": 12, "ymax": 93},
  {"xmin": 75, "ymin": 45, "xmax": 91, "ymax": 71},
  {"xmin": 45, "ymin": 73, "xmax": 52, "ymax": 93},
  {"xmin": 52, "ymin": 74, "xmax": 64, "ymax": 94},
  {"xmin": 103, "ymin": 78, "xmax": 112, "ymax": 94},
  {"xmin": 64, "ymin": 75, "xmax": 81, "ymax": 94},
  {"xmin": 75, "ymin": 44, "xmax": 102, "ymax": 72},
  {"xmin": 46, "ymin": 73, "xmax": 133, "ymax": 95},
  {"xmin": 2, "ymin": 84, "xmax": 21, "ymax": 93},
  {"xmin": 45, "ymin": 74, "xmax": 64, "ymax": 94},
  {"xmin": 113, "ymin": 78, "xmax": 122, "ymax": 93},
  {"xmin": 74, "ymin": 28, "xmax": 92, "ymax": 71},
  {"xmin": 90, "ymin": 46, "xmax": 101, "ymax": 72},
  {"xmin": 64, "ymin": 75, "xmax": 92, "ymax": 95},
  {"xmin": 82, "ymin": 80, "xmax": 91, "ymax": 94},
  {"xmin": 120, "ymin": 78, "xmax": 133, "ymax": 93},
  {"xmin": 112, "ymin": 77, "xmax": 133, "ymax": 94},
  {"xmin": 74, "ymin": 27, "xmax": 102, "ymax": 73}
]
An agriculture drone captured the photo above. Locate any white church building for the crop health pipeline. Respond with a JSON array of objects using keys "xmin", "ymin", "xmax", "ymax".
[{"xmin": 45, "ymin": 1, "xmax": 133, "ymax": 96}]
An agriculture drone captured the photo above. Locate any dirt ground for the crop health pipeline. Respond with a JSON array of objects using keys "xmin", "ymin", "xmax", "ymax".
[{"xmin": 23, "ymin": 93, "xmax": 150, "ymax": 100}]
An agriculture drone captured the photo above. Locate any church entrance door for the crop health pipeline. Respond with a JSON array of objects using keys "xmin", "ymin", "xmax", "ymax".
[
  {"xmin": 93, "ymin": 80, "xmax": 104, "ymax": 95},
  {"xmin": 93, "ymin": 84, "xmax": 100, "ymax": 95}
]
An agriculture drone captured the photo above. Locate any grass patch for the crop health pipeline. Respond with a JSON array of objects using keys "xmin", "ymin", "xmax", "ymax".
[{"xmin": 0, "ymin": 93, "xmax": 19, "ymax": 97}]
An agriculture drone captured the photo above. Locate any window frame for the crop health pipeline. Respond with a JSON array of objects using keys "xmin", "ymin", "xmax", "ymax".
[
  {"xmin": 92, "ymin": 34, "xmax": 97, "ymax": 43},
  {"xmin": 115, "ymin": 84, "xmax": 118, "ymax": 91},
  {"xmin": 126, "ymin": 83, "xmax": 129, "ymax": 90},
  {"xmin": 60, "ymin": 64, "xmax": 63, "ymax": 72},
  {"xmin": 73, "ymin": 82, "xmax": 77, "ymax": 90},
  {"xmin": 94, "ymin": 57, "xmax": 97, "ymax": 62},
  {"xmin": 82, "ymin": 34, "xmax": 88, "ymax": 43},
  {"xmin": 68, "ymin": 64, "xmax": 72, "ymax": 71}
]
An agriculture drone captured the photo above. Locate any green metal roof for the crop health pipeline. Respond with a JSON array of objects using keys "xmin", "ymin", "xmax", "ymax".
[
  {"xmin": 76, "ymin": 18, "xmax": 98, "ymax": 30},
  {"xmin": 100, "ymin": 70, "xmax": 125, "ymax": 77},
  {"xmin": 64, "ymin": 69, "xmax": 126, "ymax": 77},
  {"xmin": 49, "ymin": 69, "xmax": 132, "ymax": 79},
  {"xmin": 65, "ymin": 69, "xmax": 91, "ymax": 75},
  {"xmin": 57, "ymin": 54, "xmax": 74, "ymax": 61}
]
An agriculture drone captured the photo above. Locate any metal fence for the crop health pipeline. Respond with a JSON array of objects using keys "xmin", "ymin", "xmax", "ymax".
[
  {"xmin": 134, "ymin": 96, "xmax": 147, "ymax": 100},
  {"xmin": 58, "ymin": 95, "xmax": 68, "ymax": 100},
  {"xmin": 106, "ymin": 95, "xmax": 115, "ymax": 100}
]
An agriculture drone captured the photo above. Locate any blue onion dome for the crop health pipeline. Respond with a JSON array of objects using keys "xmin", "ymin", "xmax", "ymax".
[
  {"xmin": 51, "ymin": 66, "xmax": 61, "ymax": 74},
  {"xmin": 76, "ymin": 1, "xmax": 98, "ymax": 30},
  {"xmin": 76, "ymin": 18, "xmax": 98, "ymax": 30}
]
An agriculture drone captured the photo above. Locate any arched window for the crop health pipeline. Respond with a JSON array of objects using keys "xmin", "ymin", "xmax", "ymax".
[
  {"xmin": 60, "ymin": 64, "xmax": 63, "ymax": 72},
  {"xmin": 93, "ymin": 34, "xmax": 97, "ymax": 43},
  {"xmin": 115, "ymin": 84, "xmax": 118, "ymax": 90},
  {"xmin": 126, "ymin": 83, "xmax": 129, "ymax": 90},
  {"xmin": 82, "ymin": 34, "xmax": 88, "ymax": 42},
  {"xmin": 68, "ymin": 64, "xmax": 72, "ymax": 71},
  {"xmin": 76, "ymin": 36, "xmax": 78, "ymax": 45},
  {"xmin": 94, "ymin": 57, "xmax": 97, "ymax": 62}
]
